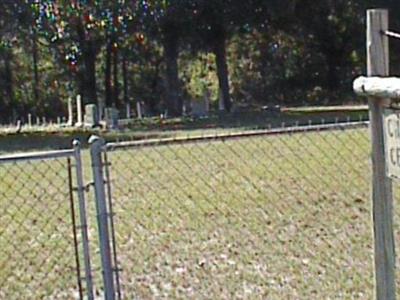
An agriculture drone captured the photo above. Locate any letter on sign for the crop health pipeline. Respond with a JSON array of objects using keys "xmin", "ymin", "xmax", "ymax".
[{"xmin": 383, "ymin": 108, "xmax": 400, "ymax": 179}]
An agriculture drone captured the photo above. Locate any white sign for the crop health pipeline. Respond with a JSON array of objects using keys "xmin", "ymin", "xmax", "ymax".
[{"xmin": 383, "ymin": 108, "xmax": 400, "ymax": 179}]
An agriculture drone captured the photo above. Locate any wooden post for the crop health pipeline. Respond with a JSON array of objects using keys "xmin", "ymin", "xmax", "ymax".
[{"xmin": 367, "ymin": 9, "xmax": 396, "ymax": 300}]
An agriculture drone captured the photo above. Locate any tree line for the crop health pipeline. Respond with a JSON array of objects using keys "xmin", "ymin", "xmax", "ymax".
[{"xmin": 0, "ymin": 0, "xmax": 399, "ymax": 122}]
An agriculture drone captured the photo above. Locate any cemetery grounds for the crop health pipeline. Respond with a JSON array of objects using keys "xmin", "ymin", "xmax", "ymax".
[{"xmin": 2, "ymin": 110, "xmax": 400, "ymax": 298}]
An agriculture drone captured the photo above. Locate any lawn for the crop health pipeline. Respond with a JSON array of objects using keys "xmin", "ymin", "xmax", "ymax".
[
  {"xmin": 1, "ymin": 124, "xmax": 395, "ymax": 299},
  {"xmin": 103, "ymin": 125, "xmax": 375, "ymax": 299}
]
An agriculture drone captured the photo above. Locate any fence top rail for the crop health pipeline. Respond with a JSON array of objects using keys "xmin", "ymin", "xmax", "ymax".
[
  {"xmin": 105, "ymin": 120, "xmax": 369, "ymax": 151},
  {"xmin": 0, "ymin": 148, "xmax": 75, "ymax": 164}
]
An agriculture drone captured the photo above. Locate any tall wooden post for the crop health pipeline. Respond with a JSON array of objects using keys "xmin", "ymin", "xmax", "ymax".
[{"xmin": 367, "ymin": 9, "xmax": 396, "ymax": 300}]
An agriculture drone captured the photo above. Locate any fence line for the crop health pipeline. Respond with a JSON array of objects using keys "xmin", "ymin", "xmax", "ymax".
[
  {"xmin": 106, "ymin": 120, "xmax": 369, "ymax": 151},
  {"xmin": 0, "ymin": 120, "xmax": 379, "ymax": 298},
  {"xmin": 95, "ymin": 121, "xmax": 372, "ymax": 298}
]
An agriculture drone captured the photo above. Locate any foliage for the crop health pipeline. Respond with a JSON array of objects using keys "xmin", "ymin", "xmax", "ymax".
[
  {"xmin": 0, "ymin": 0, "xmax": 398, "ymax": 122},
  {"xmin": 181, "ymin": 53, "xmax": 219, "ymax": 102}
]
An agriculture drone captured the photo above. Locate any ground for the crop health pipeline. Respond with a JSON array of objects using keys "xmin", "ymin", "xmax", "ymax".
[{"xmin": 1, "ymin": 120, "xmax": 387, "ymax": 299}]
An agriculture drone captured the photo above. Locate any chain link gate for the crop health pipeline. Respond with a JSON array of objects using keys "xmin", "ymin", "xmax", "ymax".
[
  {"xmin": 0, "ymin": 120, "xmax": 374, "ymax": 298},
  {"xmin": 90, "ymin": 121, "xmax": 373, "ymax": 299},
  {"xmin": 0, "ymin": 142, "xmax": 93, "ymax": 299}
]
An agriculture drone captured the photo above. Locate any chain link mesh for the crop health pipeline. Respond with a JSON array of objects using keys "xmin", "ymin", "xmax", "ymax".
[
  {"xmin": 3, "ymin": 122, "xmax": 398, "ymax": 298},
  {"xmin": 102, "ymin": 122, "xmax": 373, "ymax": 299},
  {"xmin": 0, "ymin": 154, "xmax": 87, "ymax": 299}
]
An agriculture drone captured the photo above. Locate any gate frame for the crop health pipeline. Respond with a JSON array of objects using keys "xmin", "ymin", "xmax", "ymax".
[
  {"xmin": 0, "ymin": 145, "xmax": 94, "ymax": 299},
  {"xmin": 89, "ymin": 136, "xmax": 116, "ymax": 300}
]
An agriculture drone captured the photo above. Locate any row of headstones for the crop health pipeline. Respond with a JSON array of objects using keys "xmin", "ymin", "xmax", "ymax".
[
  {"xmin": 67, "ymin": 93, "xmax": 211, "ymax": 128},
  {"xmin": 16, "ymin": 115, "xmax": 66, "ymax": 129},
  {"xmin": 19, "ymin": 90, "xmax": 278, "ymax": 130},
  {"xmin": 67, "ymin": 95, "xmax": 120, "ymax": 128}
]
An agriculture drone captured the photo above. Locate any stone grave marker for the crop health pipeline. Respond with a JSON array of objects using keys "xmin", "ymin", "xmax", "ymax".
[{"xmin": 84, "ymin": 104, "xmax": 99, "ymax": 127}]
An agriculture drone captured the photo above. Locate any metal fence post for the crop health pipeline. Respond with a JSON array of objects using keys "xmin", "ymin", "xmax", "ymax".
[
  {"xmin": 72, "ymin": 140, "xmax": 94, "ymax": 300},
  {"xmin": 89, "ymin": 135, "xmax": 116, "ymax": 300}
]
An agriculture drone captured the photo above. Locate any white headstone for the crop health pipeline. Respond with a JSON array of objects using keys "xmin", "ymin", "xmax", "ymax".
[
  {"xmin": 76, "ymin": 94, "xmax": 83, "ymax": 127},
  {"xmin": 84, "ymin": 104, "xmax": 99, "ymax": 127},
  {"xmin": 27, "ymin": 114, "xmax": 32, "ymax": 128},
  {"xmin": 36, "ymin": 116, "xmax": 40, "ymax": 126},
  {"xmin": 136, "ymin": 102, "xmax": 143, "ymax": 119},
  {"xmin": 126, "ymin": 102, "xmax": 131, "ymax": 119},
  {"xmin": 16, "ymin": 120, "xmax": 22, "ymax": 132},
  {"xmin": 67, "ymin": 97, "xmax": 74, "ymax": 126}
]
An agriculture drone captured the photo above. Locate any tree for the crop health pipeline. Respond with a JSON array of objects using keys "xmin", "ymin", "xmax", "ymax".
[
  {"xmin": 136, "ymin": 1, "xmax": 193, "ymax": 116},
  {"xmin": 292, "ymin": 0, "xmax": 365, "ymax": 92},
  {"xmin": 36, "ymin": 1, "xmax": 106, "ymax": 106}
]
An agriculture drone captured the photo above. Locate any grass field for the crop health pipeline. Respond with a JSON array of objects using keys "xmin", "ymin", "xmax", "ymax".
[
  {"xmin": 0, "ymin": 124, "xmax": 395, "ymax": 299},
  {"xmin": 104, "ymin": 125, "xmax": 375, "ymax": 298}
]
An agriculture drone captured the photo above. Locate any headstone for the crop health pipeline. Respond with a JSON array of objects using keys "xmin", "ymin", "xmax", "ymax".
[
  {"xmin": 27, "ymin": 114, "xmax": 32, "ymax": 128},
  {"xmin": 75, "ymin": 95, "xmax": 83, "ymax": 127},
  {"xmin": 16, "ymin": 120, "xmax": 22, "ymax": 133},
  {"xmin": 191, "ymin": 100, "xmax": 208, "ymax": 117},
  {"xmin": 126, "ymin": 102, "xmax": 131, "ymax": 119},
  {"xmin": 57, "ymin": 117, "xmax": 61, "ymax": 126},
  {"xmin": 191, "ymin": 92, "xmax": 209, "ymax": 118},
  {"xmin": 218, "ymin": 89, "xmax": 225, "ymax": 111},
  {"xmin": 204, "ymin": 91, "xmax": 210, "ymax": 113},
  {"xmin": 42, "ymin": 116, "xmax": 46, "ymax": 126},
  {"xmin": 97, "ymin": 97, "xmax": 104, "ymax": 121},
  {"xmin": 104, "ymin": 107, "xmax": 119, "ymax": 129},
  {"xmin": 84, "ymin": 104, "xmax": 99, "ymax": 127},
  {"xmin": 36, "ymin": 116, "xmax": 40, "ymax": 126},
  {"xmin": 67, "ymin": 97, "xmax": 74, "ymax": 126},
  {"xmin": 136, "ymin": 101, "xmax": 143, "ymax": 119}
]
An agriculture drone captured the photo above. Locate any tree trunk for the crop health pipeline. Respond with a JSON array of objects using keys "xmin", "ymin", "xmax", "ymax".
[
  {"xmin": 84, "ymin": 40, "xmax": 98, "ymax": 105},
  {"xmin": 32, "ymin": 26, "xmax": 40, "ymax": 111},
  {"xmin": 112, "ymin": 46, "xmax": 120, "ymax": 109},
  {"xmin": 213, "ymin": 36, "xmax": 231, "ymax": 112},
  {"xmin": 76, "ymin": 21, "xmax": 98, "ymax": 106},
  {"xmin": 104, "ymin": 37, "xmax": 113, "ymax": 107},
  {"xmin": 4, "ymin": 50, "xmax": 14, "ymax": 117},
  {"xmin": 122, "ymin": 53, "xmax": 129, "ymax": 108},
  {"xmin": 163, "ymin": 35, "xmax": 182, "ymax": 117}
]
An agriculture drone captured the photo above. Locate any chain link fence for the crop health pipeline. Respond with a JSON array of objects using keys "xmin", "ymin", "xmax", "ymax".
[
  {"xmin": 95, "ymin": 121, "xmax": 373, "ymax": 299},
  {"xmin": 1, "ymin": 120, "xmax": 391, "ymax": 298},
  {"xmin": 0, "ymin": 147, "xmax": 93, "ymax": 299}
]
